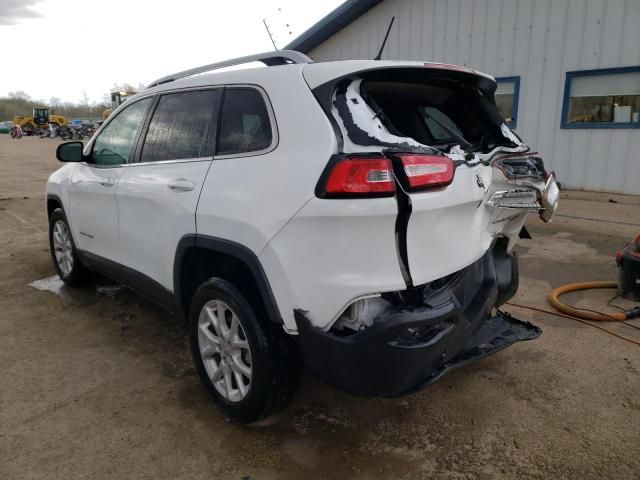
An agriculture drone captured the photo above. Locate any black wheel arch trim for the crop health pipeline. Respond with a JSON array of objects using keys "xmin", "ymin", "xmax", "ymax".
[
  {"xmin": 46, "ymin": 193, "xmax": 65, "ymax": 217},
  {"xmin": 173, "ymin": 234, "xmax": 282, "ymax": 324}
]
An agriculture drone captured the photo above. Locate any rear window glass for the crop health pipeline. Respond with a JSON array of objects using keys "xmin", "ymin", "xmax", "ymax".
[
  {"xmin": 141, "ymin": 90, "xmax": 218, "ymax": 162},
  {"xmin": 363, "ymin": 81, "xmax": 491, "ymax": 148},
  {"xmin": 419, "ymin": 106, "xmax": 464, "ymax": 142},
  {"xmin": 217, "ymin": 88, "xmax": 273, "ymax": 156},
  {"xmin": 326, "ymin": 74, "xmax": 515, "ymax": 154}
]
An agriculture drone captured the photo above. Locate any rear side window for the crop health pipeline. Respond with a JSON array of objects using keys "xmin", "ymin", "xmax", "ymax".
[
  {"xmin": 141, "ymin": 90, "xmax": 219, "ymax": 162},
  {"xmin": 217, "ymin": 88, "xmax": 273, "ymax": 156}
]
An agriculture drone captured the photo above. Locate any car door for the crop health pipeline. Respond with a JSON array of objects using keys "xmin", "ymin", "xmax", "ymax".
[
  {"xmin": 68, "ymin": 96, "xmax": 153, "ymax": 264},
  {"xmin": 114, "ymin": 88, "xmax": 221, "ymax": 291}
]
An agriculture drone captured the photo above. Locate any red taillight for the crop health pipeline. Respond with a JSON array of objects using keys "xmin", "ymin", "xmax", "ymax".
[
  {"xmin": 398, "ymin": 154, "xmax": 454, "ymax": 190},
  {"xmin": 323, "ymin": 157, "xmax": 395, "ymax": 196}
]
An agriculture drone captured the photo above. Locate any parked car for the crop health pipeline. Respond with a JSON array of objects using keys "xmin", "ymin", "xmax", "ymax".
[
  {"xmin": 0, "ymin": 120, "xmax": 12, "ymax": 134},
  {"xmin": 46, "ymin": 51, "xmax": 559, "ymax": 423}
]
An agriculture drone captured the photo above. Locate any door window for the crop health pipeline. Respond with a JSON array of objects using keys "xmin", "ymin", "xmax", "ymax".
[
  {"xmin": 91, "ymin": 97, "xmax": 152, "ymax": 166},
  {"xmin": 141, "ymin": 90, "xmax": 220, "ymax": 162},
  {"xmin": 217, "ymin": 88, "xmax": 273, "ymax": 156}
]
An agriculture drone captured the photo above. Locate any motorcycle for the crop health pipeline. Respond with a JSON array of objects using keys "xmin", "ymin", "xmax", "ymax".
[
  {"xmin": 57, "ymin": 125, "xmax": 74, "ymax": 140},
  {"xmin": 71, "ymin": 125, "xmax": 87, "ymax": 140},
  {"xmin": 82, "ymin": 124, "xmax": 96, "ymax": 138},
  {"xmin": 9, "ymin": 124, "xmax": 23, "ymax": 139}
]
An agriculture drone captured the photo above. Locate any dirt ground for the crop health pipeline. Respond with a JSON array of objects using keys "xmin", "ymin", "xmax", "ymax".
[{"xmin": 1, "ymin": 135, "xmax": 639, "ymax": 480}]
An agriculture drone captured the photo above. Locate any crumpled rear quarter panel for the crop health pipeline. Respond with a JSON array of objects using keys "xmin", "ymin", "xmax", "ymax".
[{"xmin": 260, "ymin": 196, "xmax": 406, "ymax": 331}]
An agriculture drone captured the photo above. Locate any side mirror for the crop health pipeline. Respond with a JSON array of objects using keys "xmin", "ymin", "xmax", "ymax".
[{"xmin": 56, "ymin": 141, "xmax": 84, "ymax": 162}]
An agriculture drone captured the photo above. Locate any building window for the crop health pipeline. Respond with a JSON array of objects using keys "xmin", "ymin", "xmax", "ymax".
[
  {"xmin": 495, "ymin": 76, "xmax": 520, "ymax": 129},
  {"xmin": 561, "ymin": 67, "xmax": 640, "ymax": 129}
]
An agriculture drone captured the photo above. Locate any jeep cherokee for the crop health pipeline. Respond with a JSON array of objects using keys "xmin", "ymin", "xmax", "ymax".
[{"xmin": 46, "ymin": 51, "xmax": 559, "ymax": 423}]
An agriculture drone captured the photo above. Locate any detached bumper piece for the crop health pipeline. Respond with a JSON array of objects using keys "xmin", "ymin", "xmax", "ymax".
[{"xmin": 294, "ymin": 249, "xmax": 541, "ymax": 397}]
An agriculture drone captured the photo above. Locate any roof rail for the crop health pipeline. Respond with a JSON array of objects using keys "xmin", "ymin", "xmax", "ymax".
[{"xmin": 146, "ymin": 50, "xmax": 312, "ymax": 88}]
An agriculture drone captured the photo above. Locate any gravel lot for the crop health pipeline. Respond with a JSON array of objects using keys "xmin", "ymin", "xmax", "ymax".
[{"xmin": 1, "ymin": 134, "xmax": 639, "ymax": 479}]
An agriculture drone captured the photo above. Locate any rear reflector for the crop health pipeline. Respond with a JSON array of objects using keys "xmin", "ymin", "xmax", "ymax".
[
  {"xmin": 398, "ymin": 154, "xmax": 454, "ymax": 190},
  {"xmin": 324, "ymin": 157, "xmax": 395, "ymax": 196}
]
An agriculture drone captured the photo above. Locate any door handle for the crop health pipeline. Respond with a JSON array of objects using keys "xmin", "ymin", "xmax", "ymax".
[
  {"xmin": 167, "ymin": 178, "xmax": 195, "ymax": 192},
  {"xmin": 100, "ymin": 177, "xmax": 115, "ymax": 187}
]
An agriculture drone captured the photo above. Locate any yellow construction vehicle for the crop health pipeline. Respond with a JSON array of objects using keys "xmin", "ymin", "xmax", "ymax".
[
  {"xmin": 13, "ymin": 107, "xmax": 67, "ymax": 135},
  {"xmin": 102, "ymin": 90, "xmax": 136, "ymax": 119}
]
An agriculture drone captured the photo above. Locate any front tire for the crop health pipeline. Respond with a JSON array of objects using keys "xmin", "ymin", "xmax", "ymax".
[
  {"xmin": 48, "ymin": 208, "xmax": 89, "ymax": 286},
  {"xmin": 189, "ymin": 278, "xmax": 299, "ymax": 423}
]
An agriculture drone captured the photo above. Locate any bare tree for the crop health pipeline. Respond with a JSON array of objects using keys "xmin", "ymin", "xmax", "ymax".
[
  {"xmin": 81, "ymin": 89, "xmax": 91, "ymax": 117},
  {"xmin": 112, "ymin": 82, "xmax": 136, "ymax": 93}
]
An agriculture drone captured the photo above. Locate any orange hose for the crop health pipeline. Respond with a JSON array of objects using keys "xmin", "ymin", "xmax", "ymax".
[
  {"xmin": 506, "ymin": 282, "xmax": 640, "ymax": 346},
  {"xmin": 548, "ymin": 281, "xmax": 626, "ymax": 321}
]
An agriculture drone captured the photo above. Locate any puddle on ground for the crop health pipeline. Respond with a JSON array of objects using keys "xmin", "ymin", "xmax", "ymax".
[{"xmin": 29, "ymin": 275, "xmax": 124, "ymax": 305}]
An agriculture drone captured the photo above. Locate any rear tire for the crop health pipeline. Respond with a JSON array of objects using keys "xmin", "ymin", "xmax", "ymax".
[
  {"xmin": 189, "ymin": 278, "xmax": 300, "ymax": 423},
  {"xmin": 48, "ymin": 208, "xmax": 90, "ymax": 286}
]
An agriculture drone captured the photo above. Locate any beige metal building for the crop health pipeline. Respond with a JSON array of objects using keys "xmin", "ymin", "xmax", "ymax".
[{"xmin": 287, "ymin": 0, "xmax": 640, "ymax": 194}]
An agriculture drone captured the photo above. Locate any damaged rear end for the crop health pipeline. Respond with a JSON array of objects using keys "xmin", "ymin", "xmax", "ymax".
[
  {"xmin": 294, "ymin": 244, "xmax": 540, "ymax": 397},
  {"xmin": 290, "ymin": 61, "xmax": 558, "ymax": 396}
]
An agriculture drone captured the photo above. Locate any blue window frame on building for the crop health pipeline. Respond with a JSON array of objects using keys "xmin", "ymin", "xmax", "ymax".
[
  {"xmin": 495, "ymin": 76, "xmax": 520, "ymax": 129},
  {"xmin": 561, "ymin": 66, "xmax": 640, "ymax": 129}
]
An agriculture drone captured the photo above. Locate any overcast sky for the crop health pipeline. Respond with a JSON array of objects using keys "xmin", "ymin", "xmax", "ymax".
[{"xmin": 0, "ymin": 0, "xmax": 343, "ymax": 103}]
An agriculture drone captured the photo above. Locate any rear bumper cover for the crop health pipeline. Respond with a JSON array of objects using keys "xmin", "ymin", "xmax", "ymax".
[{"xmin": 294, "ymin": 248, "xmax": 540, "ymax": 397}]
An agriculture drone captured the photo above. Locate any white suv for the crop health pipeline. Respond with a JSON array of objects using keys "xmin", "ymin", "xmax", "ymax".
[{"xmin": 46, "ymin": 51, "xmax": 559, "ymax": 423}]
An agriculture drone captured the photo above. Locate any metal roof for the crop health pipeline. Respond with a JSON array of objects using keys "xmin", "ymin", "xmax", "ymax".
[{"xmin": 285, "ymin": 0, "xmax": 383, "ymax": 53}]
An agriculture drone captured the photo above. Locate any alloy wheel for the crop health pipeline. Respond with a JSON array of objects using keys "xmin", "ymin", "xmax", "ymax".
[
  {"xmin": 52, "ymin": 220, "xmax": 73, "ymax": 276},
  {"xmin": 197, "ymin": 300, "xmax": 253, "ymax": 402}
]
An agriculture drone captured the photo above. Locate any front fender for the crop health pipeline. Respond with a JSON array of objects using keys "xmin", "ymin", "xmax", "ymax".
[{"xmin": 45, "ymin": 163, "xmax": 77, "ymax": 216}]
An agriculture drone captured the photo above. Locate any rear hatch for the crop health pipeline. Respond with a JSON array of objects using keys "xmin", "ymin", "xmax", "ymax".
[{"xmin": 305, "ymin": 62, "xmax": 542, "ymax": 287}]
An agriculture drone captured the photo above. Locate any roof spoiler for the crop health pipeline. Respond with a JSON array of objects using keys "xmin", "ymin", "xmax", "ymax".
[{"xmin": 146, "ymin": 50, "xmax": 312, "ymax": 89}]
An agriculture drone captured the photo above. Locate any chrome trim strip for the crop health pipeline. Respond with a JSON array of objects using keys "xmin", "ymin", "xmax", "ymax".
[{"xmin": 121, "ymin": 157, "xmax": 213, "ymax": 168}]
